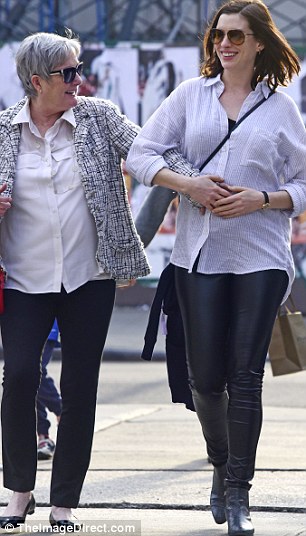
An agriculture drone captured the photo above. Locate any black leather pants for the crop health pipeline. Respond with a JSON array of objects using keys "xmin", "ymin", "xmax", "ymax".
[{"xmin": 175, "ymin": 267, "xmax": 288, "ymax": 488}]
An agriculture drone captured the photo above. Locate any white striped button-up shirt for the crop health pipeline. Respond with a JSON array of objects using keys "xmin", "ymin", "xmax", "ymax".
[{"xmin": 126, "ymin": 75, "xmax": 306, "ymax": 301}]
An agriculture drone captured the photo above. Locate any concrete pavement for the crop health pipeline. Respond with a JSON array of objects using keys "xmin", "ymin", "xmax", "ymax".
[{"xmin": 0, "ymin": 305, "xmax": 306, "ymax": 535}]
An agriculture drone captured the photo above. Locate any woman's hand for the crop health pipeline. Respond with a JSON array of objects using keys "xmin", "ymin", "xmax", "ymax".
[
  {"xmin": 0, "ymin": 184, "xmax": 12, "ymax": 216},
  {"xmin": 116, "ymin": 279, "xmax": 136, "ymax": 288},
  {"xmin": 184, "ymin": 175, "xmax": 232, "ymax": 210},
  {"xmin": 211, "ymin": 186, "xmax": 264, "ymax": 218},
  {"xmin": 152, "ymin": 168, "xmax": 231, "ymax": 210}
]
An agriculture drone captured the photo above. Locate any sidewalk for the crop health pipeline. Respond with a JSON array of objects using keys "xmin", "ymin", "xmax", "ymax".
[
  {"xmin": 0, "ymin": 307, "xmax": 306, "ymax": 535},
  {"xmin": 0, "ymin": 397, "xmax": 305, "ymax": 535}
]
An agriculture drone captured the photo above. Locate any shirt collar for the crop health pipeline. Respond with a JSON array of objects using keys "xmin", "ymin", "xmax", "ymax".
[
  {"xmin": 202, "ymin": 73, "xmax": 222, "ymax": 87},
  {"xmin": 256, "ymin": 80, "xmax": 273, "ymax": 99},
  {"xmin": 12, "ymin": 98, "xmax": 77, "ymax": 127},
  {"xmin": 202, "ymin": 73, "xmax": 272, "ymax": 99},
  {"xmin": 202, "ymin": 74, "xmax": 224, "ymax": 99}
]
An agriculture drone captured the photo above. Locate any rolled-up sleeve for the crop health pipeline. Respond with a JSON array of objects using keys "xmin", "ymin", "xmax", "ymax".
[
  {"xmin": 279, "ymin": 137, "xmax": 306, "ymax": 218},
  {"xmin": 126, "ymin": 86, "xmax": 186, "ymax": 185}
]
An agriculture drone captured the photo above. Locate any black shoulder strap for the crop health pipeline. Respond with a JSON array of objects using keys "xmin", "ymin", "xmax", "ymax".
[{"xmin": 199, "ymin": 91, "xmax": 274, "ymax": 172}]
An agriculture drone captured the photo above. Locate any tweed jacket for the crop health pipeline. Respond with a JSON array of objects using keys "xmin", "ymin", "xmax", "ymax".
[{"xmin": 0, "ymin": 96, "xmax": 151, "ymax": 280}]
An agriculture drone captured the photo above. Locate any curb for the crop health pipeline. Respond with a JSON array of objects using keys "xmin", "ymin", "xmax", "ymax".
[{"xmin": 0, "ymin": 501, "xmax": 304, "ymax": 513}]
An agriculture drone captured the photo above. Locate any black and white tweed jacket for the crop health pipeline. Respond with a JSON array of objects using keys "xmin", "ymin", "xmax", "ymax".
[{"xmin": 0, "ymin": 96, "xmax": 151, "ymax": 280}]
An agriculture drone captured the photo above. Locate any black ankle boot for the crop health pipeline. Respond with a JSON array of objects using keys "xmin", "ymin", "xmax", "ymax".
[
  {"xmin": 226, "ymin": 487, "xmax": 254, "ymax": 536},
  {"xmin": 210, "ymin": 464, "xmax": 227, "ymax": 524}
]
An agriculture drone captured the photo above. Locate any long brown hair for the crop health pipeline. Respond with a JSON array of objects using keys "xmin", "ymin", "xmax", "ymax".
[{"xmin": 201, "ymin": 0, "xmax": 300, "ymax": 90}]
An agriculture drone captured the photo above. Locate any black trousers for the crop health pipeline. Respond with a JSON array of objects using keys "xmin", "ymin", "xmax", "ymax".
[
  {"xmin": 175, "ymin": 268, "xmax": 288, "ymax": 487},
  {"xmin": 0, "ymin": 279, "xmax": 116, "ymax": 507}
]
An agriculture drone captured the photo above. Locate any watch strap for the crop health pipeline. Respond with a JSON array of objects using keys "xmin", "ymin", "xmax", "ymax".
[{"xmin": 261, "ymin": 191, "xmax": 270, "ymax": 209}]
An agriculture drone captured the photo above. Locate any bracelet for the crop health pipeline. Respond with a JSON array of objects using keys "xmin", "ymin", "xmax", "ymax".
[{"xmin": 261, "ymin": 191, "xmax": 270, "ymax": 209}]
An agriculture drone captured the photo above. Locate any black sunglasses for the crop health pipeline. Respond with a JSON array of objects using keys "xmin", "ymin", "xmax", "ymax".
[
  {"xmin": 49, "ymin": 62, "xmax": 84, "ymax": 83},
  {"xmin": 210, "ymin": 28, "xmax": 254, "ymax": 45}
]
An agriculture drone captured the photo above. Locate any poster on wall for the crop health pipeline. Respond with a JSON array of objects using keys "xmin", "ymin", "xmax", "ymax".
[
  {"xmin": 138, "ymin": 45, "xmax": 199, "ymax": 125},
  {"xmin": 80, "ymin": 45, "xmax": 139, "ymax": 123}
]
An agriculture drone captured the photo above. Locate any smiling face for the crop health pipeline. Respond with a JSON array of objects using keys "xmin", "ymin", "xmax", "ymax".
[
  {"xmin": 31, "ymin": 52, "xmax": 82, "ymax": 115},
  {"xmin": 214, "ymin": 13, "xmax": 263, "ymax": 77}
]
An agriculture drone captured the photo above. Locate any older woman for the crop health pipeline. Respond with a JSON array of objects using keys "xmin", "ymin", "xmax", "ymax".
[{"xmin": 0, "ymin": 31, "xmax": 198, "ymax": 530}]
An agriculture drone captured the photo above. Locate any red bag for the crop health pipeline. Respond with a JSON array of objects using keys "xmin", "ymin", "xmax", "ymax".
[{"xmin": 0, "ymin": 267, "xmax": 6, "ymax": 314}]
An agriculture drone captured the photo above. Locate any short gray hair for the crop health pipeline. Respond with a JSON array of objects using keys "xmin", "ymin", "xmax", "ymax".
[{"xmin": 16, "ymin": 30, "xmax": 81, "ymax": 98}]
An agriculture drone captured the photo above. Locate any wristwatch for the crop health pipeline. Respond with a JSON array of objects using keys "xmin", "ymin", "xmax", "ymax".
[{"xmin": 261, "ymin": 191, "xmax": 270, "ymax": 209}]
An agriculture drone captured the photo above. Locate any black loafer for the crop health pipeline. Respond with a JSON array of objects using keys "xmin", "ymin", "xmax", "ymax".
[
  {"xmin": 0, "ymin": 493, "xmax": 35, "ymax": 529},
  {"xmin": 49, "ymin": 512, "xmax": 82, "ymax": 532}
]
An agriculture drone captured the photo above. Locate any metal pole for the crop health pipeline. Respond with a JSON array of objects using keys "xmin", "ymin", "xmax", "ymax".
[
  {"xmin": 49, "ymin": 0, "xmax": 55, "ymax": 32},
  {"xmin": 39, "ymin": 0, "xmax": 45, "ymax": 31},
  {"xmin": 96, "ymin": 0, "xmax": 106, "ymax": 42}
]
